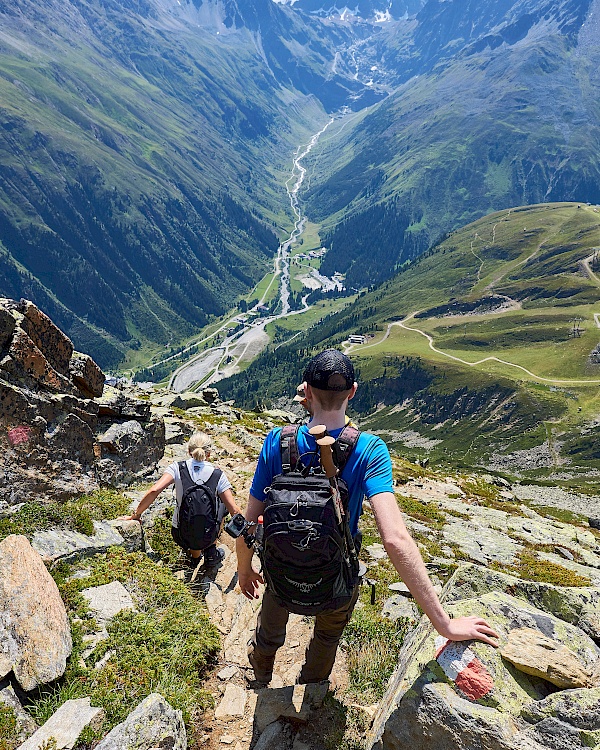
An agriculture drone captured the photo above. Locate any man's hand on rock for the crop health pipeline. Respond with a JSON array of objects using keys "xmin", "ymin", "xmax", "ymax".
[
  {"xmin": 440, "ymin": 616, "xmax": 500, "ymax": 647},
  {"xmin": 117, "ymin": 513, "xmax": 142, "ymax": 523}
]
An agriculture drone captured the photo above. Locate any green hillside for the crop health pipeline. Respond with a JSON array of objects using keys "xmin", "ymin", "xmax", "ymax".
[
  {"xmin": 306, "ymin": 29, "xmax": 600, "ymax": 288},
  {"xmin": 0, "ymin": 0, "xmax": 341, "ymax": 367},
  {"xmin": 218, "ymin": 203, "xmax": 600, "ymax": 485}
]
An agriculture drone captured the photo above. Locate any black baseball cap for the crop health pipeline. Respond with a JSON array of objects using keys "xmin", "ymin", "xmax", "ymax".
[{"xmin": 303, "ymin": 349, "xmax": 355, "ymax": 392}]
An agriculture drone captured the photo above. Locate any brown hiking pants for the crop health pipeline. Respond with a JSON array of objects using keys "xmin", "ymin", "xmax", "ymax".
[{"xmin": 249, "ymin": 585, "xmax": 360, "ymax": 683}]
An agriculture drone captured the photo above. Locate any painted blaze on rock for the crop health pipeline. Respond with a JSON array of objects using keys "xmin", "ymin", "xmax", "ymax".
[{"xmin": 369, "ymin": 584, "xmax": 600, "ymax": 750}]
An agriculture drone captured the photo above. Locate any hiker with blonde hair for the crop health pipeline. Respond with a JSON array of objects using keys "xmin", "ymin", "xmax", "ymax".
[{"xmin": 121, "ymin": 431, "xmax": 239, "ymax": 567}]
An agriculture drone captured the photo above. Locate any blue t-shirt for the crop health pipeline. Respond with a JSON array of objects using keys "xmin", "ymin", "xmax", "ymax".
[{"xmin": 250, "ymin": 424, "xmax": 393, "ymax": 535}]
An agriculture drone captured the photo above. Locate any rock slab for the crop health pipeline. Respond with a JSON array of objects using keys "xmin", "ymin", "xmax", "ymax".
[
  {"xmin": 0, "ymin": 535, "xmax": 72, "ymax": 691},
  {"xmin": 31, "ymin": 521, "xmax": 125, "ymax": 562},
  {"xmin": 94, "ymin": 693, "xmax": 186, "ymax": 750},
  {"xmin": 500, "ymin": 627, "xmax": 592, "ymax": 688},
  {"xmin": 17, "ymin": 698, "xmax": 103, "ymax": 750}
]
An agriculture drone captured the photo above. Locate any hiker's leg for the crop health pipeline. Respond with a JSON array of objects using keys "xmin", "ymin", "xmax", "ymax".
[
  {"xmin": 299, "ymin": 586, "xmax": 360, "ymax": 683},
  {"xmin": 249, "ymin": 587, "xmax": 290, "ymax": 681},
  {"xmin": 171, "ymin": 527, "xmax": 202, "ymax": 564}
]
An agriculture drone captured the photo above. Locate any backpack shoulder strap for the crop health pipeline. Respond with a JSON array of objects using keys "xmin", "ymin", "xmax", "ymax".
[
  {"xmin": 334, "ymin": 425, "xmax": 361, "ymax": 471},
  {"xmin": 178, "ymin": 460, "xmax": 194, "ymax": 491},
  {"xmin": 204, "ymin": 468, "xmax": 222, "ymax": 496},
  {"xmin": 280, "ymin": 424, "xmax": 300, "ymax": 473}
]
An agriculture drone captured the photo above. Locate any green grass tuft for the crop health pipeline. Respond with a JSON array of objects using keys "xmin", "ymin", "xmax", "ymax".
[
  {"xmin": 30, "ymin": 548, "xmax": 220, "ymax": 744},
  {"xmin": 0, "ymin": 490, "xmax": 131, "ymax": 541},
  {"xmin": 343, "ymin": 605, "xmax": 411, "ymax": 703},
  {"xmin": 499, "ymin": 551, "xmax": 591, "ymax": 587},
  {"xmin": 0, "ymin": 706, "xmax": 19, "ymax": 750}
]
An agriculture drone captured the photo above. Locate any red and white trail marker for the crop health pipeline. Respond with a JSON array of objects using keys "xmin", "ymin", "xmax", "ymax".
[{"xmin": 435, "ymin": 636, "xmax": 494, "ymax": 701}]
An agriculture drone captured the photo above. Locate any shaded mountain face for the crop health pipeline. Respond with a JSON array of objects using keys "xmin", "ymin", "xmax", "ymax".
[
  {"xmin": 0, "ymin": 0, "xmax": 381, "ymax": 366},
  {"xmin": 305, "ymin": 0, "xmax": 600, "ymax": 286}
]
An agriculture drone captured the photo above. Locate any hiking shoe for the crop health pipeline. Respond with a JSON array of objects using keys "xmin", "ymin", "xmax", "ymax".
[
  {"xmin": 203, "ymin": 545, "xmax": 225, "ymax": 568},
  {"xmin": 185, "ymin": 552, "xmax": 203, "ymax": 569},
  {"xmin": 247, "ymin": 644, "xmax": 274, "ymax": 686}
]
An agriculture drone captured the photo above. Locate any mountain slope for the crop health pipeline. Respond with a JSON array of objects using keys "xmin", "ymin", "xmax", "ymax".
[
  {"xmin": 305, "ymin": 0, "xmax": 600, "ymax": 287},
  {"xmin": 0, "ymin": 0, "xmax": 381, "ymax": 367},
  {"xmin": 218, "ymin": 202, "xmax": 600, "ymax": 482}
]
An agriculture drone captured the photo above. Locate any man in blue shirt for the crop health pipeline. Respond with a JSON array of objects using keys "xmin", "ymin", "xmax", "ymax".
[{"xmin": 237, "ymin": 349, "xmax": 498, "ymax": 685}]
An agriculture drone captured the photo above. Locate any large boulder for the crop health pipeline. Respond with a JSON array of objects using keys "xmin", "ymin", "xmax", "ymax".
[
  {"xmin": 368, "ymin": 570, "xmax": 600, "ymax": 750},
  {"xmin": 94, "ymin": 693, "xmax": 186, "ymax": 750},
  {"xmin": 19, "ymin": 299, "xmax": 74, "ymax": 376},
  {"xmin": 69, "ymin": 352, "xmax": 104, "ymax": 398},
  {"xmin": 0, "ymin": 535, "xmax": 72, "ymax": 691},
  {"xmin": 95, "ymin": 416, "xmax": 165, "ymax": 486},
  {"xmin": 0, "ymin": 298, "xmax": 165, "ymax": 501},
  {"xmin": 442, "ymin": 563, "xmax": 600, "ymax": 641}
]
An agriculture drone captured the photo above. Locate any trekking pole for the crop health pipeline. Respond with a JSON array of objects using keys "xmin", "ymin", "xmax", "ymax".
[
  {"xmin": 316, "ymin": 436, "xmax": 359, "ymax": 571},
  {"xmin": 315, "ymin": 434, "xmax": 344, "ymax": 525},
  {"xmin": 308, "ymin": 424, "xmax": 327, "ymax": 441}
]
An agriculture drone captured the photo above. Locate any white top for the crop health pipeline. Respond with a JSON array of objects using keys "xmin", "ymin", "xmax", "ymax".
[{"xmin": 166, "ymin": 459, "xmax": 232, "ymax": 528}]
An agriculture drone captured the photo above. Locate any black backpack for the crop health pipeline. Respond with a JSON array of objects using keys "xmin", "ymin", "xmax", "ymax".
[
  {"xmin": 177, "ymin": 462, "xmax": 227, "ymax": 550},
  {"xmin": 260, "ymin": 424, "xmax": 361, "ymax": 615}
]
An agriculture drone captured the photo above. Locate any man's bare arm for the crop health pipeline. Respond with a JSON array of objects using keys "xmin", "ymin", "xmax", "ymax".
[
  {"xmin": 236, "ymin": 494, "xmax": 265, "ymax": 599},
  {"xmin": 369, "ymin": 491, "xmax": 499, "ymax": 646}
]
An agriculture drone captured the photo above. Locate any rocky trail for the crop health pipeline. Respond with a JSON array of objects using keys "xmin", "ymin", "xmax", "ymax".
[{"xmin": 188, "ymin": 539, "xmax": 350, "ymax": 750}]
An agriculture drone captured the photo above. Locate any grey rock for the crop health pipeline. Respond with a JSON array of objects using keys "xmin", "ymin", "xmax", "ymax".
[
  {"xmin": 31, "ymin": 521, "xmax": 125, "ymax": 563},
  {"xmin": 232, "ymin": 426, "xmax": 264, "ymax": 452},
  {"xmin": 366, "ymin": 543, "xmax": 388, "ymax": 561},
  {"xmin": 214, "ymin": 683, "xmax": 247, "ymax": 718},
  {"xmin": 382, "ymin": 596, "xmax": 419, "ymax": 622},
  {"xmin": 107, "ymin": 519, "xmax": 144, "ymax": 552},
  {"xmin": 442, "ymin": 563, "xmax": 600, "ymax": 640},
  {"xmin": 81, "ymin": 581, "xmax": 136, "ymax": 630},
  {"xmin": 97, "ymin": 386, "xmax": 151, "ymax": 420},
  {"xmin": 45, "ymin": 413, "xmax": 96, "ymax": 466},
  {"xmin": 217, "ymin": 665, "xmax": 239, "ymax": 680},
  {"xmin": 388, "ymin": 582, "xmax": 412, "ymax": 596},
  {"xmin": 0, "ymin": 683, "xmax": 38, "ymax": 742},
  {"xmin": 94, "ymin": 693, "xmax": 186, "ymax": 750},
  {"xmin": 555, "ymin": 546, "xmax": 575, "ymax": 561},
  {"xmin": 254, "ymin": 683, "xmax": 329, "ymax": 733},
  {"xmin": 201, "ymin": 387, "xmax": 220, "ymax": 404},
  {"xmin": 95, "ymin": 416, "xmax": 165, "ymax": 486},
  {"xmin": 18, "ymin": 698, "xmax": 103, "ymax": 750},
  {"xmin": 0, "ymin": 535, "xmax": 72, "ymax": 691},
  {"xmin": 164, "ymin": 418, "xmax": 194, "ymax": 445},
  {"xmin": 69, "ymin": 352, "xmax": 104, "ymax": 398},
  {"xmin": 171, "ymin": 392, "xmax": 208, "ymax": 410},
  {"xmin": 0, "ymin": 303, "xmax": 16, "ymax": 349},
  {"xmin": 368, "ymin": 583, "xmax": 600, "ymax": 750},
  {"xmin": 254, "ymin": 720, "xmax": 294, "ymax": 750}
]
